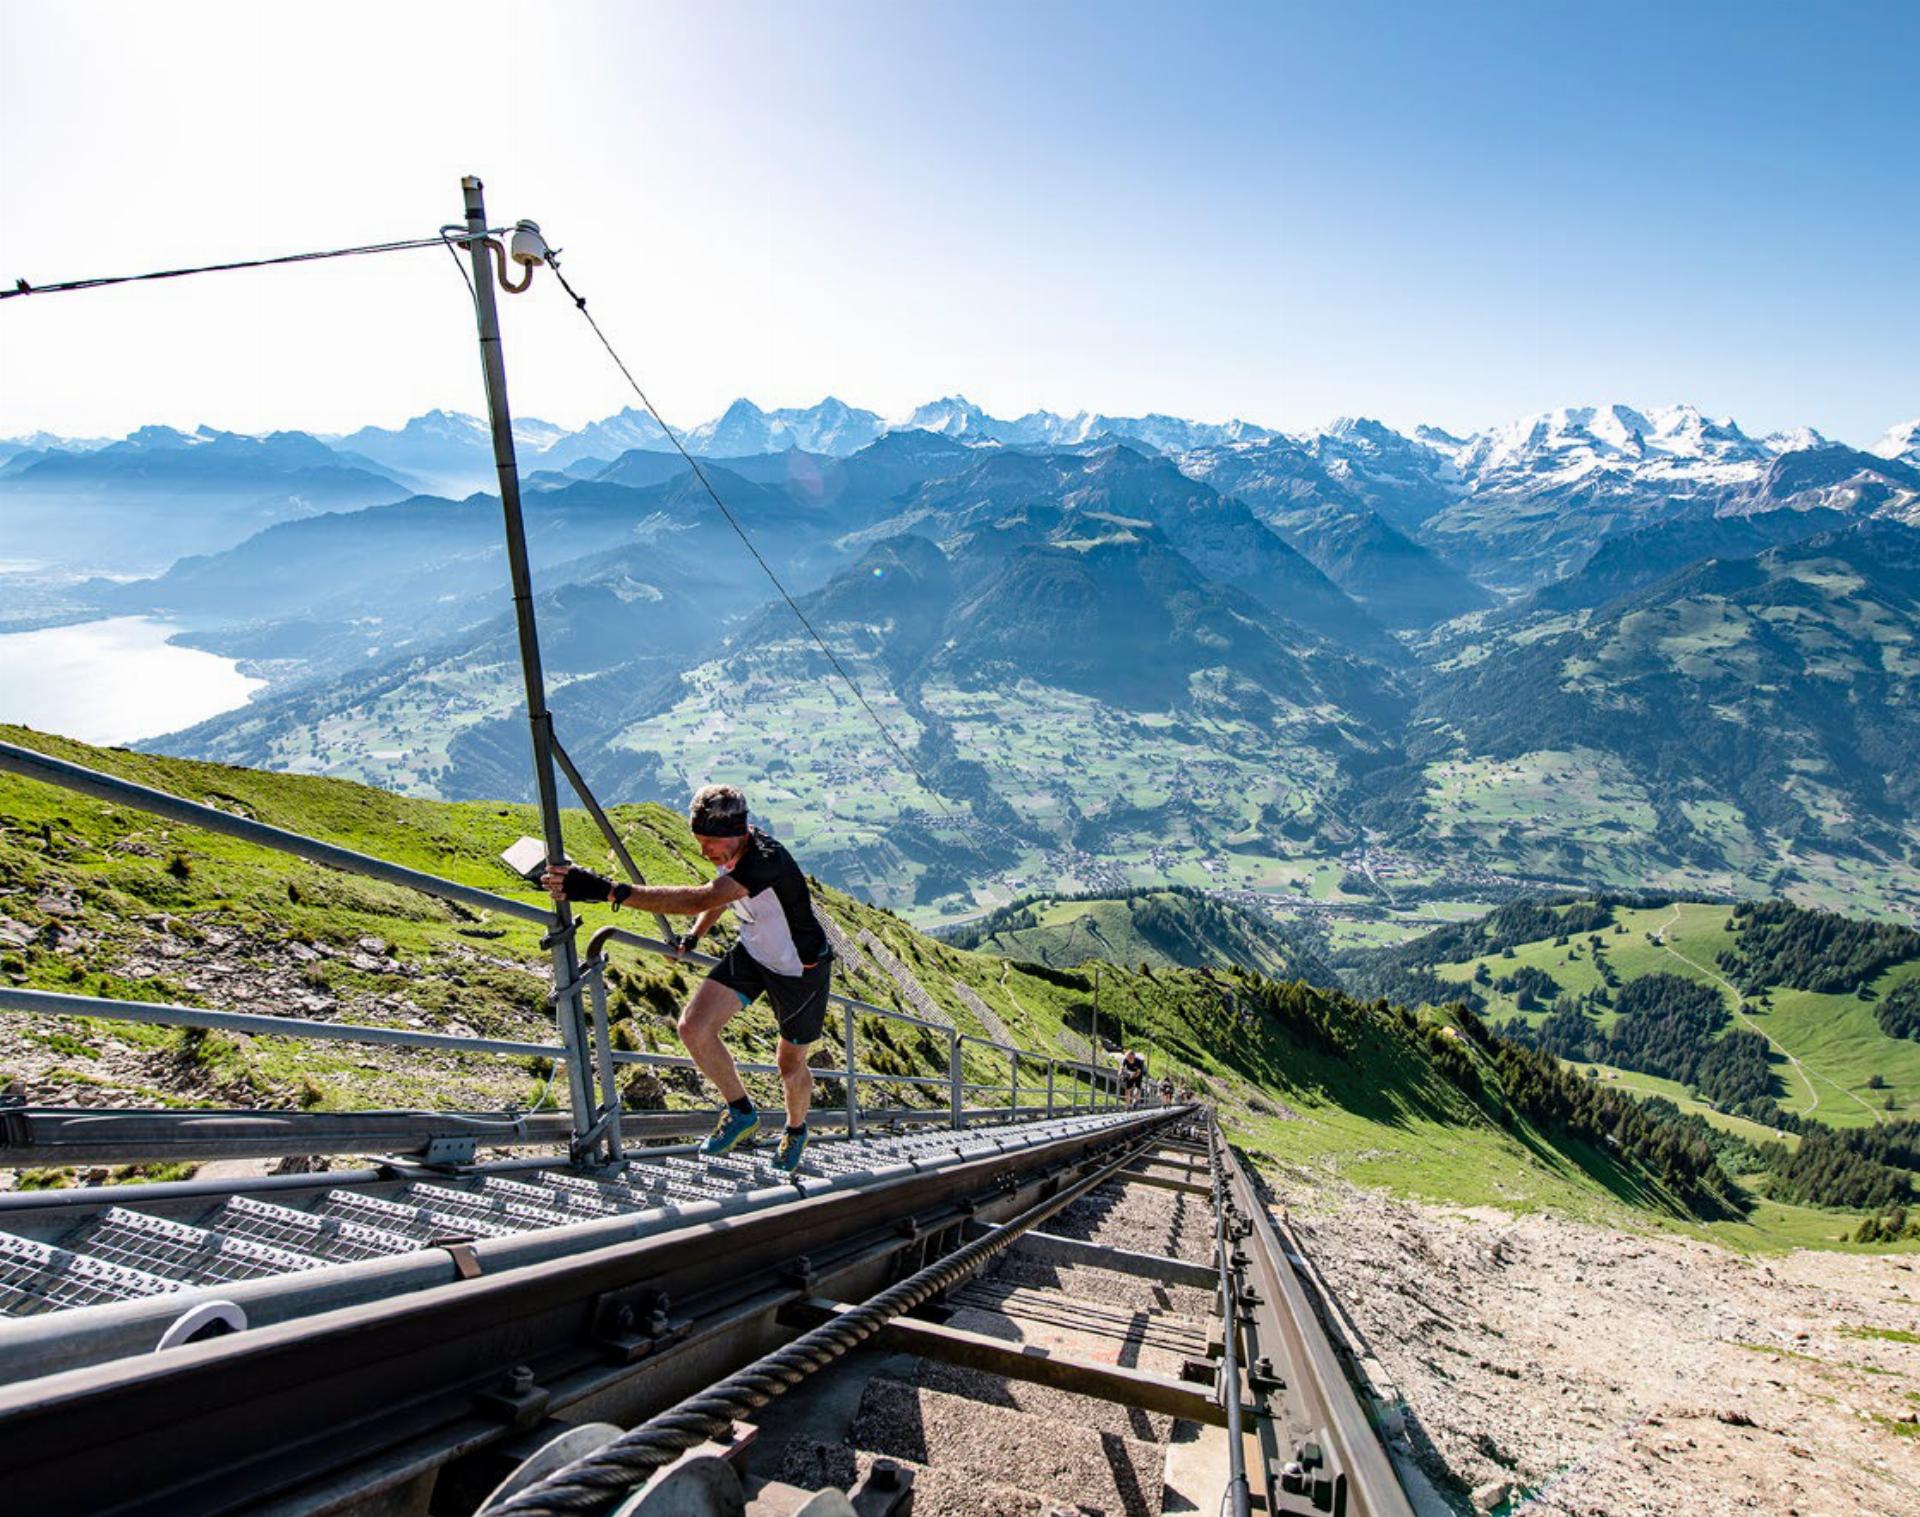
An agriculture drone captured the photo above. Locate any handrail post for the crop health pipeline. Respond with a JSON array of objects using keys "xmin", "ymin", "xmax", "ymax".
[
  {"xmin": 1047, "ymin": 1059, "xmax": 1055, "ymax": 1117},
  {"xmin": 843, "ymin": 1001, "xmax": 860, "ymax": 1142},
  {"xmin": 584, "ymin": 958, "xmax": 624, "ymax": 1163},
  {"xmin": 948, "ymin": 1031, "xmax": 963, "ymax": 1131},
  {"xmin": 1009, "ymin": 1048, "xmax": 1018, "ymax": 1121}
]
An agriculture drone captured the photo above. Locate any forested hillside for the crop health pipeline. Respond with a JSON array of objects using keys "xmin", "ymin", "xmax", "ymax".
[
  {"xmin": 939, "ymin": 886, "xmax": 1336, "ymax": 983},
  {"xmin": 1340, "ymin": 894, "xmax": 1920, "ymax": 1233}
]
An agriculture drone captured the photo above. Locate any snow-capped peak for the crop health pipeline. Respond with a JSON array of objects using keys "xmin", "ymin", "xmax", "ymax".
[
  {"xmin": 1449, "ymin": 401, "xmax": 1769, "ymax": 487},
  {"xmin": 1763, "ymin": 425, "xmax": 1828, "ymax": 455},
  {"xmin": 896, "ymin": 395, "xmax": 994, "ymax": 439},
  {"xmin": 1871, "ymin": 418, "xmax": 1920, "ymax": 467}
]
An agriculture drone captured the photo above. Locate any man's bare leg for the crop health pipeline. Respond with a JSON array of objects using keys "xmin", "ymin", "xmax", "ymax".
[
  {"xmin": 678, "ymin": 980, "xmax": 749, "ymax": 1104},
  {"xmin": 776, "ymin": 1039, "xmax": 814, "ymax": 1128}
]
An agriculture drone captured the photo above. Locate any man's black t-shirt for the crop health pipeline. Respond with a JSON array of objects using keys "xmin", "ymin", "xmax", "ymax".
[{"xmin": 719, "ymin": 828, "xmax": 826, "ymax": 977}]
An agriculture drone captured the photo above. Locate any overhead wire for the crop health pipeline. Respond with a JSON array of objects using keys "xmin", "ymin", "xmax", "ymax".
[
  {"xmin": 2, "ymin": 231, "xmax": 505, "ymax": 302},
  {"xmin": 540, "ymin": 254, "xmax": 991, "ymax": 857},
  {"xmin": 2, "ymin": 217, "xmax": 1005, "ymax": 863}
]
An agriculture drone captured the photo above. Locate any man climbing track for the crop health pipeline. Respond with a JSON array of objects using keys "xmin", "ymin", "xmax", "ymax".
[{"xmin": 543, "ymin": 784, "xmax": 831, "ymax": 1174}]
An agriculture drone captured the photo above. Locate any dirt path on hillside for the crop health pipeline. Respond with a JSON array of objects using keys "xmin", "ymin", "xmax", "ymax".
[
  {"xmin": 1650, "ymin": 904, "xmax": 1882, "ymax": 1125},
  {"xmin": 1289, "ymin": 1187, "xmax": 1920, "ymax": 1515}
]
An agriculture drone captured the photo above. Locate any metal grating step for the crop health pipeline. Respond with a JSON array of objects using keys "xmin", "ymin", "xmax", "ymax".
[
  {"xmin": 203, "ymin": 1195, "xmax": 421, "ymax": 1264},
  {"xmin": 536, "ymin": 1169, "xmax": 650, "ymax": 1208},
  {"xmin": 0, "ymin": 1111, "xmax": 1148, "ymax": 1320},
  {"xmin": 480, "ymin": 1174, "xmax": 634, "ymax": 1220},
  {"xmin": 400, "ymin": 1181, "xmax": 575, "ymax": 1232},
  {"xmin": 0, "ymin": 1232, "xmax": 180, "ymax": 1317},
  {"xmin": 649, "ymin": 1155, "xmax": 761, "ymax": 1193},
  {"xmin": 61, "ymin": 1207, "xmax": 320, "ymax": 1286},
  {"xmin": 951, "ymin": 981, "xmax": 1015, "ymax": 1048},
  {"xmin": 315, "ymin": 1190, "xmax": 521, "ymax": 1242}
]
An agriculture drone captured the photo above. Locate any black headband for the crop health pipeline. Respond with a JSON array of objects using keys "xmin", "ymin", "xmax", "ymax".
[{"xmin": 691, "ymin": 814, "xmax": 749, "ymax": 838}]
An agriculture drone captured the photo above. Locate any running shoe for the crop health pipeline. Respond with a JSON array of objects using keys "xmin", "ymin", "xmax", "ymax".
[
  {"xmin": 770, "ymin": 1126, "xmax": 809, "ymax": 1174},
  {"xmin": 700, "ymin": 1105, "xmax": 761, "ymax": 1156}
]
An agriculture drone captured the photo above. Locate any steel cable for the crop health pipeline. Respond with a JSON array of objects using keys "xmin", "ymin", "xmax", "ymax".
[
  {"xmin": 483, "ymin": 1121, "xmax": 1165, "ymax": 1516},
  {"xmin": 2, "ymin": 232, "xmax": 500, "ymax": 302},
  {"xmin": 538, "ymin": 256, "xmax": 993, "ymax": 861}
]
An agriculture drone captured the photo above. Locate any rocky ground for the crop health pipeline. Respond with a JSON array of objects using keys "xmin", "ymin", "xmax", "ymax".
[{"xmin": 1290, "ymin": 1189, "xmax": 1920, "ymax": 1516}]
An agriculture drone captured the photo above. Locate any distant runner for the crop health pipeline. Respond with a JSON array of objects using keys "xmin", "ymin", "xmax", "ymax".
[
  {"xmin": 1159, "ymin": 1076, "xmax": 1175, "ymax": 1106},
  {"xmin": 1120, "ymin": 1048, "xmax": 1146, "ymax": 1108},
  {"xmin": 545, "ymin": 784, "xmax": 830, "ymax": 1174}
]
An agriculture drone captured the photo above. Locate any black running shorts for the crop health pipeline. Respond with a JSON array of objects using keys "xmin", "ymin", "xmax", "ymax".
[{"xmin": 706, "ymin": 943, "xmax": 833, "ymax": 1046}]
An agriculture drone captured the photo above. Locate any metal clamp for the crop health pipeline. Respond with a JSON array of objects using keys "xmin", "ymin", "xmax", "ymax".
[
  {"xmin": 475, "ymin": 1365, "xmax": 550, "ymax": 1429},
  {"xmin": 590, "ymin": 1286, "xmax": 688, "ymax": 1365}
]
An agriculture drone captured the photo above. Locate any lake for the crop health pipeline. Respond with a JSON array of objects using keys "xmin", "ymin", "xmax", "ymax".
[{"xmin": 0, "ymin": 616, "xmax": 263, "ymax": 745}]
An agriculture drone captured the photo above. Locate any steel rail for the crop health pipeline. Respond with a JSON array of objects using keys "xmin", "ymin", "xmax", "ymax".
[
  {"xmin": 1210, "ymin": 1122, "xmax": 1253, "ymax": 1517},
  {"xmin": 0, "ymin": 1116, "xmax": 1152, "ymax": 1385},
  {"xmin": 0, "ymin": 1109, "xmax": 1173, "ymax": 1517},
  {"xmin": 1214, "ymin": 1119, "xmax": 1415, "ymax": 1517}
]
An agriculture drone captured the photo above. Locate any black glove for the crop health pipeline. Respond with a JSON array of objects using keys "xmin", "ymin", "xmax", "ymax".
[{"xmin": 558, "ymin": 866, "xmax": 613, "ymax": 903}]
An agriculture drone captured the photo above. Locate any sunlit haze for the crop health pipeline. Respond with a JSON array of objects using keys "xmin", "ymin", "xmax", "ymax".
[{"xmin": 3, "ymin": 1, "xmax": 1915, "ymax": 444}]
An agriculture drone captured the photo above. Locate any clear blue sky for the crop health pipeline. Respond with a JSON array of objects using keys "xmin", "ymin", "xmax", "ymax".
[{"xmin": 2, "ymin": 1, "xmax": 1914, "ymax": 444}]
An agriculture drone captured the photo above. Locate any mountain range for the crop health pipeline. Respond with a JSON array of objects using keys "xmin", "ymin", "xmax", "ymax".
[{"xmin": 5, "ymin": 394, "xmax": 1919, "ymax": 922}]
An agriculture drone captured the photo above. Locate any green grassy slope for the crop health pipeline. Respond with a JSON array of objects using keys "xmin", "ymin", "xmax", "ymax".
[{"xmin": 2, "ymin": 728, "xmax": 1909, "ymax": 1251}]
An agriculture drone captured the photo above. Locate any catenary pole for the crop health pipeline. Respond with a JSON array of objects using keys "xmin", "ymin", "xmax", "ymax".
[{"xmin": 459, "ymin": 176, "xmax": 599, "ymax": 1156}]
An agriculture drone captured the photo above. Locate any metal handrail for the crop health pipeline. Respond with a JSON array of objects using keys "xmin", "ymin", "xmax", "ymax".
[
  {"xmin": 0, "ymin": 986, "xmax": 564, "ymax": 1060},
  {"xmin": 0, "ymin": 740, "xmax": 1122, "ymax": 1162},
  {"xmin": 0, "ymin": 740, "xmax": 546, "ymax": 927},
  {"xmin": 585, "ymin": 923, "xmax": 1118, "ymax": 1136},
  {"xmin": 586, "ymin": 924, "xmax": 1119, "ymax": 1088}
]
